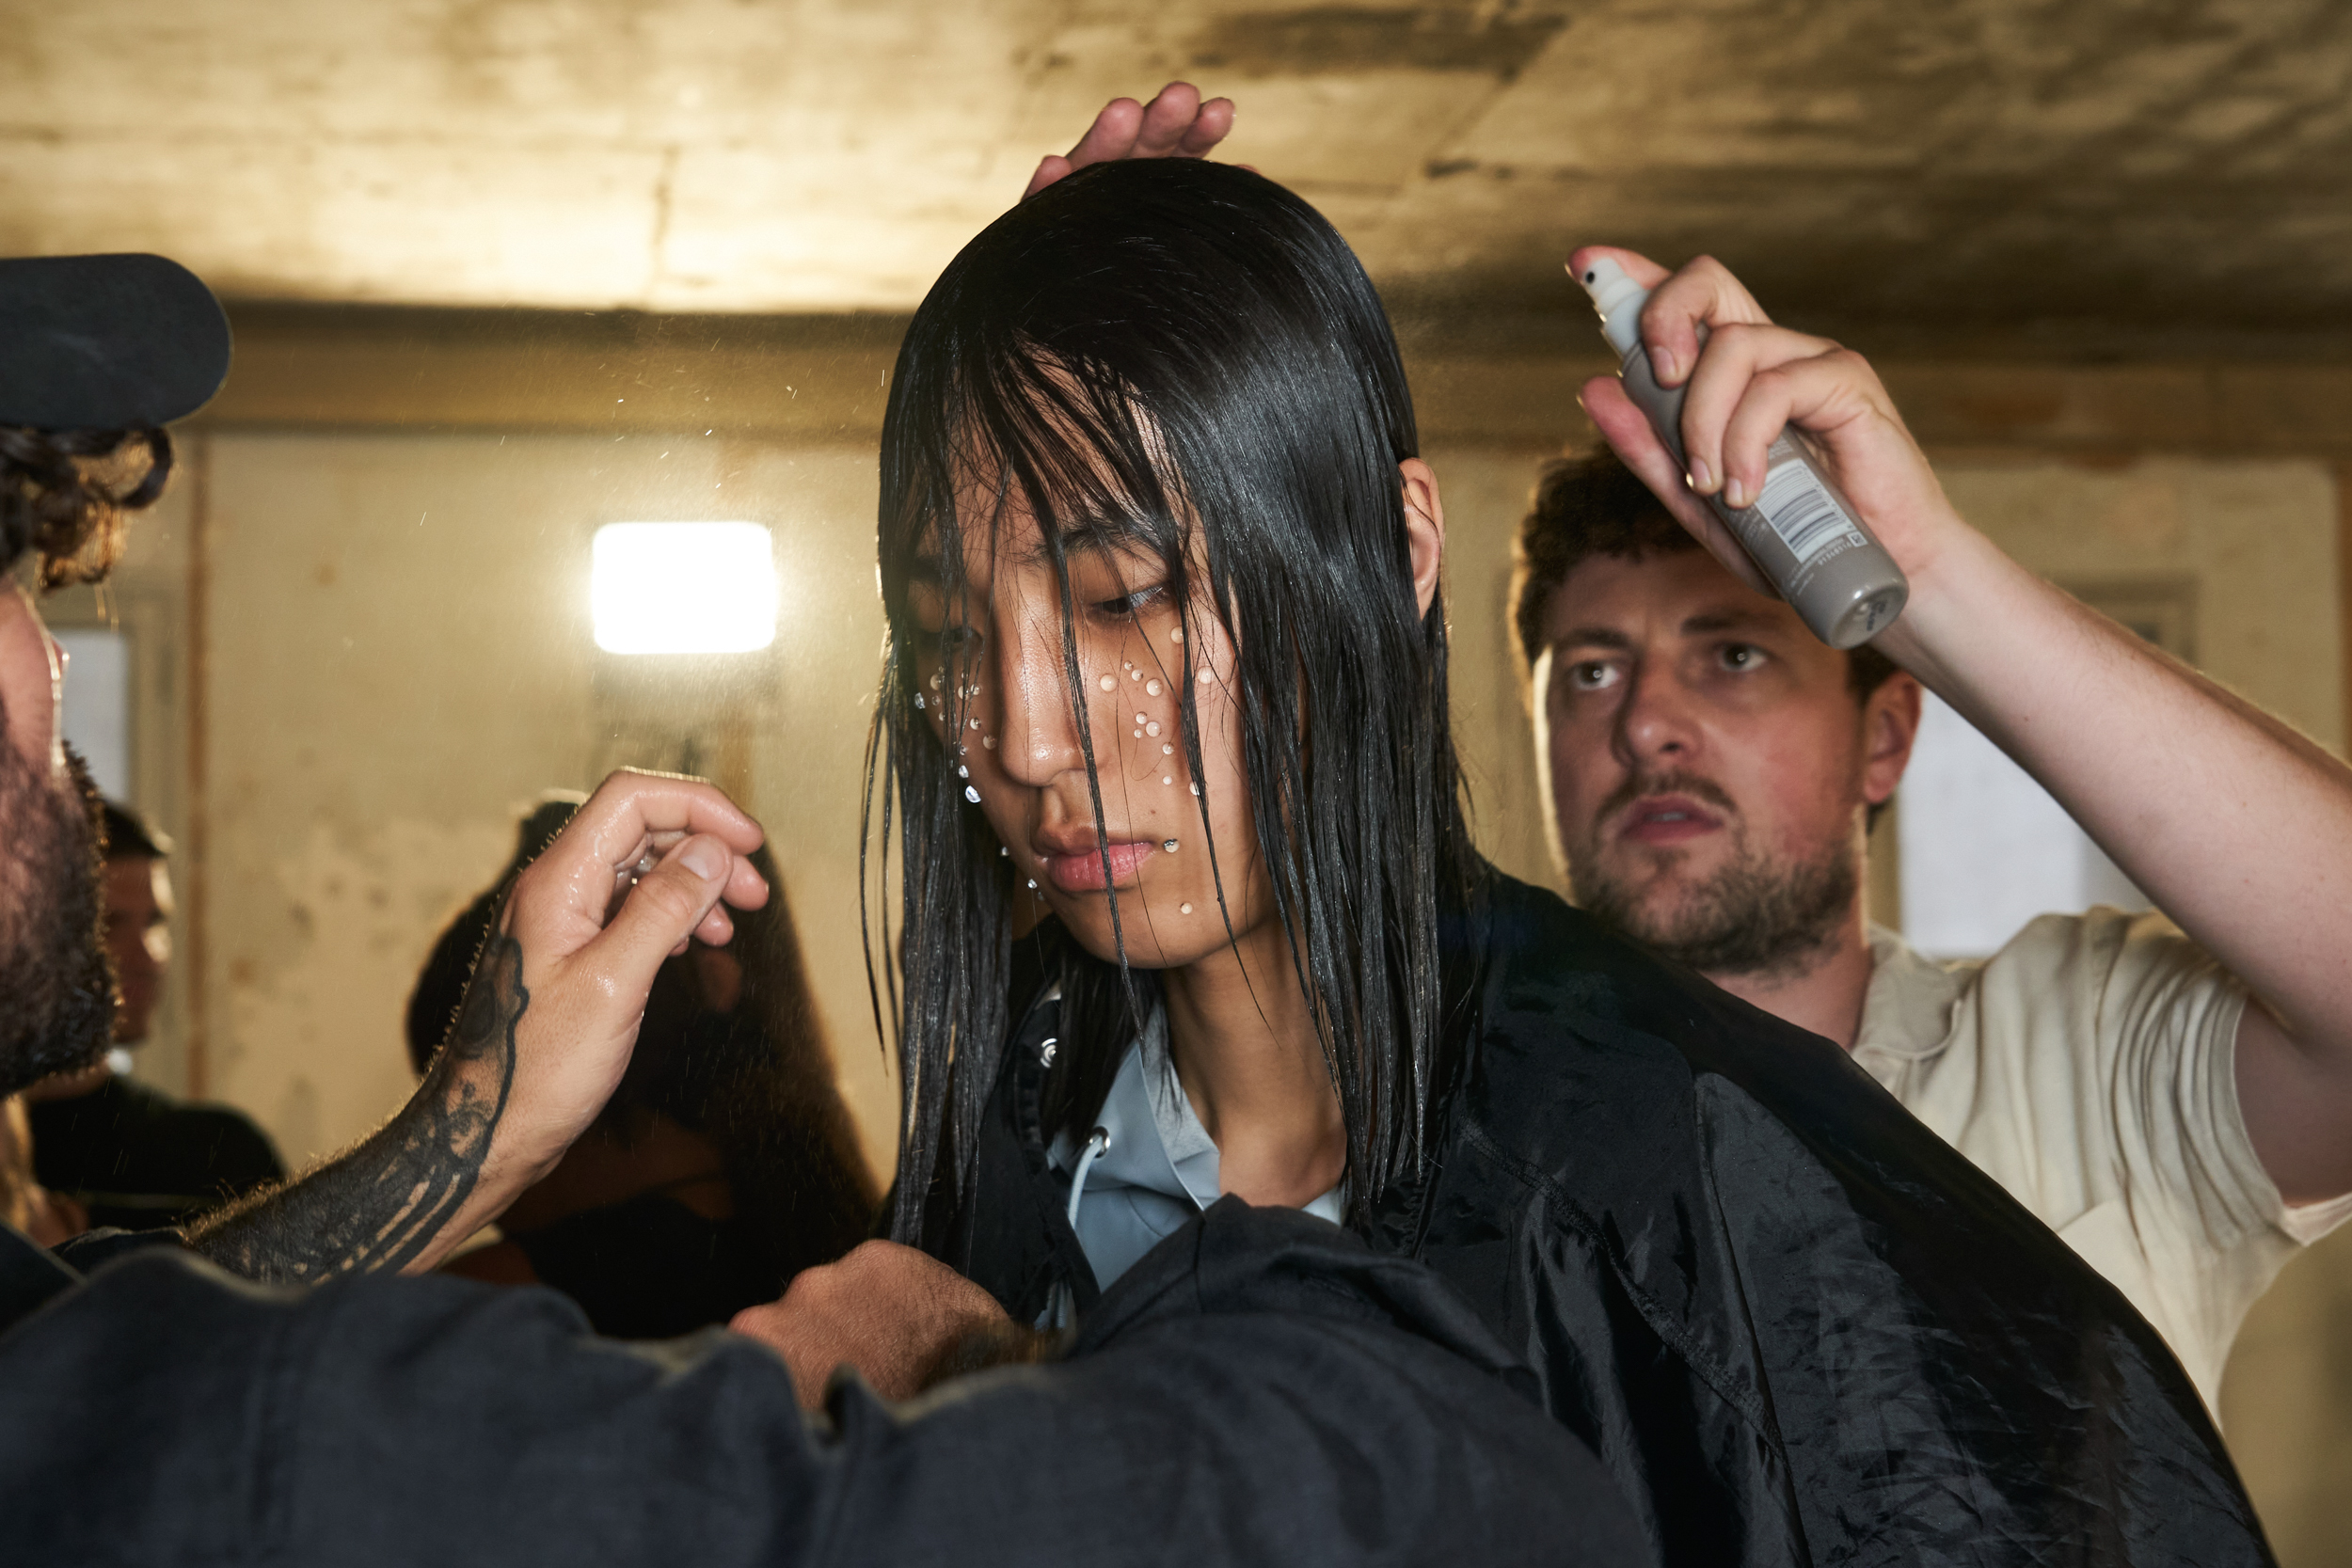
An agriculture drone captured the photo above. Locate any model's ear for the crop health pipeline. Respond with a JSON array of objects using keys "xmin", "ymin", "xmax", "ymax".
[
  {"xmin": 1400, "ymin": 458, "xmax": 1446, "ymax": 619},
  {"xmin": 1862, "ymin": 671, "xmax": 1923, "ymax": 808}
]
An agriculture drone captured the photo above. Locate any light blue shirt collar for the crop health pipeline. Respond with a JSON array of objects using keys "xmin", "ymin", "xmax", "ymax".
[{"xmin": 1049, "ymin": 1006, "xmax": 1345, "ymax": 1292}]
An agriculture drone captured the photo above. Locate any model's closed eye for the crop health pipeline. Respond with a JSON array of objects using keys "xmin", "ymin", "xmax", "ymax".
[{"xmin": 1089, "ymin": 582, "xmax": 1168, "ymax": 619}]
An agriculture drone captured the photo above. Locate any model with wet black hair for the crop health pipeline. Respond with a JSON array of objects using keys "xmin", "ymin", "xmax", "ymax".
[
  {"xmin": 872, "ymin": 155, "xmax": 1473, "ymax": 1245},
  {"xmin": 862, "ymin": 160, "xmax": 2274, "ymax": 1567}
]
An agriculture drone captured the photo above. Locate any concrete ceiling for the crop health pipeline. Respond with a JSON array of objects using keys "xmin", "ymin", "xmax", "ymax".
[{"xmin": 7, "ymin": 1, "xmax": 2352, "ymax": 356}]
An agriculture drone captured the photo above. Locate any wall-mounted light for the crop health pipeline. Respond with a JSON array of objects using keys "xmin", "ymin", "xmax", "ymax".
[{"xmin": 592, "ymin": 521, "xmax": 778, "ymax": 655}]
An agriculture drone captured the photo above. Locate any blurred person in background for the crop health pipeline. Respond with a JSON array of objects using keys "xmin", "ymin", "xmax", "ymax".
[
  {"xmin": 1513, "ymin": 262, "xmax": 2352, "ymax": 1418},
  {"xmin": 24, "ymin": 798, "xmax": 282, "ymax": 1229},
  {"xmin": 409, "ymin": 794, "xmax": 876, "ymax": 1338}
]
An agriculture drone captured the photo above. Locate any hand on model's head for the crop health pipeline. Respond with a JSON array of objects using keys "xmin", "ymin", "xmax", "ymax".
[
  {"xmin": 731, "ymin": 1240, "xmax": 1014, "ymax": 1408},
  {"xmin": 1024, "ymin": 81, "xmax": 1238, "ymax": 201},
  {"xmin": 465, "ymin": 768, "xmax": 770, "ymax": 1183},
  {"xmin": 1567, "ymin": 245, "xmax": 1963, "ymax": 595}
]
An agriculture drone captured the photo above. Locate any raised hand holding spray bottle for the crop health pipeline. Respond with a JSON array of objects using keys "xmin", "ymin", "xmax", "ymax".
[{"xmin": 1578, "ymin": 258, "xmax": 1906, "ymax": 648}]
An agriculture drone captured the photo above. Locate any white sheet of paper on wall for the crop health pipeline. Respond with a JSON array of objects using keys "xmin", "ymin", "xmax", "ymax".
[
  {"xmin": 1898, "ymin": 691, "xmax": 2145, "ymax": 959},
  {"xmin": 55, "ymin": 627, "xmax": 131, "ymax": 800}
]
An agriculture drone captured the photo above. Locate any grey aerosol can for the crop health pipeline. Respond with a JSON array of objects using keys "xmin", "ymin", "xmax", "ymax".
[{"xmin": 1578, "ymin": 258, "xmax": 1907, "ymax": 648}]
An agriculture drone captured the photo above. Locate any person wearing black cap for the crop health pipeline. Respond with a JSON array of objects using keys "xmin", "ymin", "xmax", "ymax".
[
  {"xmin": 21, "ymin": 799, "xmax": 285, "ymax": 1230},
  {"xmin": 0, "ymin": 104, "xmax": 1649, "ymax": 1564}
]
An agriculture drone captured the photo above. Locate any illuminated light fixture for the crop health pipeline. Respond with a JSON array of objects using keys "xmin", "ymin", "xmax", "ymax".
[{"xmin": 593, "ymin": 522, "xmax": 778, "ymax": 654}]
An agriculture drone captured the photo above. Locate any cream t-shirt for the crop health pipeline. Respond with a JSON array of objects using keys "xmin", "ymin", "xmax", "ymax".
[{"xmin": 1853, "ymin": 909, "xmax": 2352, "ymax": 1414}]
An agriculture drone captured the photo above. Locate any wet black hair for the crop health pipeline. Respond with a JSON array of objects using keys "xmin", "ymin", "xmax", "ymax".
[{"xmin": 869, "ymin": 160, "xmax": 1480, "ymax": 1241}]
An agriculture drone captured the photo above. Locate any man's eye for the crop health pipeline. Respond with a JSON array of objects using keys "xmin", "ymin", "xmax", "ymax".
[
  {"xmin": 1566, "ymin": 660, "xmax": 1620, "ymax": 692},
  {"xmin": 1718, "ymin": 642, "xmax": 1763, "ymax": 672}
]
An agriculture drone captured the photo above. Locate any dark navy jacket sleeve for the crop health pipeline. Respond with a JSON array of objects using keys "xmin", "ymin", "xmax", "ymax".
[{"xmin": 0, "ymin": 1208, "xmax": 1646, "ymax": 1567}]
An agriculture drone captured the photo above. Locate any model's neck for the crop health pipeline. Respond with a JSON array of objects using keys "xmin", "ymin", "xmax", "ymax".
[
  {"xmin": 1702, "ymin": 889, "xmax": 1876, "ymax": 1051},
  {"xmin": 1159, "ymin": 916, "xmax": 1346, "ymax": 1209}
]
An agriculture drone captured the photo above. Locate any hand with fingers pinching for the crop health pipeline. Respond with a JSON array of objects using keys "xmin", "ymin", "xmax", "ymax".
[
  {"xmin": 1023, "ymin": 81, "xmax": 1238, "ymax": 201},
  {"xmin": 184, "ymin": 768, "xmax": 771, "ymax": 1285},
  {"xmin": 1569, "ymin": 246, "xmax": 1965, "ymax": 635}
]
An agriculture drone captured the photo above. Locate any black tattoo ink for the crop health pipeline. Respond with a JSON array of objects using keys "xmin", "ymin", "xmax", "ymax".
[{"xmin": 184, "ymin": 934, "xmax": 527, "ymax": 1283}]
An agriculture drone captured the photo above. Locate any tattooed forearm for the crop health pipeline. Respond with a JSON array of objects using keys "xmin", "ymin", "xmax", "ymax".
[{"xmin": 183, "ymin": 935, "xmax": 527, "ymax": 1284}]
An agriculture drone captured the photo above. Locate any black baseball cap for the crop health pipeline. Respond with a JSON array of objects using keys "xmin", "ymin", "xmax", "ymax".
[{"xmin": 0, "ymin": 254, "xmax": 232, "ymax": 430}]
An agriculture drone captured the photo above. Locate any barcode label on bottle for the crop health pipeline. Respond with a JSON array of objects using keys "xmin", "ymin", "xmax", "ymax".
[{"xmin": 1756, "ymin": 461, "xmax": 1863, "ymax": 564}]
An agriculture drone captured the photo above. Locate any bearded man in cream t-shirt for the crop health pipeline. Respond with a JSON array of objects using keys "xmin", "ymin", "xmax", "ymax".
[{"xmin": 1513, "ymin": 248, "xmax": 2352, "ymax": 1414}]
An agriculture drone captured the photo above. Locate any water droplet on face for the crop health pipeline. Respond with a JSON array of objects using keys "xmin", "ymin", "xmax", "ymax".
[
  {"xmin": 964, "ymin": 785, "xmax": 981, "ymax": 803},
  {"xmin": 1162, "ymin": 775, "xmax": 1172, "ymax": 784},
  {"xmin": 982, "ymin": 736, "xmax": 996, "ymax": 749},
  {"xmin": 999, "ymin": 845, "xmax": 1009, "ymax": 856},
  {"xmin": 1145, "ymin": 721, "xmax": 1161, "ymax": 737},
  {"xmin": 1135, "ymin": 712, "xmax": 1147, "ymax": 725},
  {"xmin": 1162, "ymin": 839, "xmax": 1179, "ymax": 853},
  {"xmin": 1170, "ymin": 627, "xmax": 1184, "ymax": 644},
  {"xmin": 1027, "ymin": 878, "xmax": 1038, "ymax": 889},
  {"xmin": 1132, "ymin": 729, "xmax": 1142, "ymax": 739},
  {"xmin": 1190, "ymin": 783, "xmax": 1200, "ymax": 796},
  {"xmin": 1196, "ymin": 668, "xmax": 1213, "ymax": 685},
  {"xmin": 914, "ymin": 694, "xmax": 926, "ymax": 709},
  {"xmin": 1128, "ymin": 669, "xmax": 1139, "ymax": 681},
  {"xmin": 1161, "ymin": 742, "xmax": 1174, "ymax": 755},
  {"xmin": 957, "ymin": 765, "xmax": 968, "ymax": 777},
  {"xmin": 1099, "ymin": 674, "xmax": 1117, "ymax": 691},
  {"xmin": 1179, "ymin": 901, "xmax": 1193, "ymax": 914},
  {"xmin": 968, "ymin": 718, "xmax": 981, "ymax": 729},
  {"xmin": 1145, "ymin": 679, "xmax": 1162, "ymax": 697}
]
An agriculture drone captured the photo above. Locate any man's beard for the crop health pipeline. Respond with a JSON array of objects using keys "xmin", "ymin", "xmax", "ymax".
[
  {"xmin": 0, "ymin": 697, "xmax": 115, "ymax": 1097},
  {"xmin": 1568, "ymin": 770, "xmax": 1857, "ymax": 981}
]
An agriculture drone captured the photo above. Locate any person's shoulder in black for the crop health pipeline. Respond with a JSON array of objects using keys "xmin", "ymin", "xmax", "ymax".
[
  {"xmin": 28, "ymin": 1073, "xmax": 283, "ymax": 1228},
  {"xmin": 1404, "ymin": 869, "xmax": 2266, "ymax": 1567},
  {"xmin": 0, "ymin": 1203, "xmax": 1642, "ymax": 1568}
]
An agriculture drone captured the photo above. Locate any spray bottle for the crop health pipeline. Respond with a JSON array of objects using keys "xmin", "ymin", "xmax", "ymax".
[{"xmin": 1577, "ymin": 258, "xmax": 1906, "ymax": 648}]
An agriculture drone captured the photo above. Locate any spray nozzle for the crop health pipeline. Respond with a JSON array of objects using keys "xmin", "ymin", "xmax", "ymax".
[{"xmin": 1576, "ymin": 256, "xmax": 1651, "ymax": 358}]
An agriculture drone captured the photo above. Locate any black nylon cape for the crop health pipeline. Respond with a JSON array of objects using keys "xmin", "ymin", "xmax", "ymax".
[
  {"xmin": 924, "ymin": 872, "xmax": 2275, "ymax": 1567},
  {"xmin": 0, "ymin": 1201, "xmax": 1638, "ymax": 1565}
]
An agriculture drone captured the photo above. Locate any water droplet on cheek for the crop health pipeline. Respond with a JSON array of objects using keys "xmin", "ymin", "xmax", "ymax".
[
  {"xmin": 1161, "ymin": 742, "xmax": 1174, "ymax": 755},
  {"xmin": 964, "ymin": 785, "xmax": 981, "ymax": 803},
  {"xmin": 1145, "ymin": 680, "xmax": 1162, "ymax": 697},
  {"xmin": 1196, "ymin": 669, "xmax": 1213, "ymax": 686},
  {"xmin": 982, "ymin": 736, "xmax": 996, "ymax": 750},
  {"xmin": 1179, "ymin": 901, "xmax": 1193, "ymax": 914},
  {"xmin": 1145, "ymin": 721, "xmax": 1161, "ymax": 737},
  {"xmin": 1099, "ymin": 674, "xmax": 1116, "ymax": 691}
]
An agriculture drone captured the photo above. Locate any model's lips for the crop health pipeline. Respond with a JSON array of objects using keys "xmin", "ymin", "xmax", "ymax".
[
  {"xmin": 1041, "ymin": 838, "xmax": 1159, "ymax": 894},
  {"xmin": 1616, "ymin": 792, "xmax": 1725, "ymax": 846}
]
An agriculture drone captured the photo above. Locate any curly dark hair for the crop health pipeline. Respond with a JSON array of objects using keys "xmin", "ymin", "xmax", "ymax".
[
  {"xmin": 1510, "ymin": 445, "xmax": 1898, "ymax": 705},
  {"xmin": 0, "ymin": 426, "xmax": 173, "ymax": 588}
]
